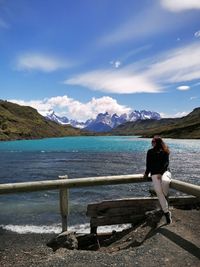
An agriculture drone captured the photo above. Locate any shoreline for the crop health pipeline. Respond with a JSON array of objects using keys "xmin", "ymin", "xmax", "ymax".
[
  {"xmin": 0, "ymin": 208, "xmax": 199, "ymax": 267},
  {"xmin": 1, "ymin": 135, "xmax": 200, "ymax": 142}
]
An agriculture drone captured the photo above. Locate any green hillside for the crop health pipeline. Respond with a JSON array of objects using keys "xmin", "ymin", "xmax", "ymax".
[
  {"xmin": 112, "ymin": 108, "xmax": 200, "ymax": 139},
  {"xmin": 0, "ymin": 100, "xmax": 91, "ymax": 141}
]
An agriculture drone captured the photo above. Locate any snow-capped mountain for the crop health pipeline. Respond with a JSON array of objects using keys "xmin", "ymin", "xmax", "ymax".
[
  {"xmin": 69, "ymin": 119, "xmax": 87, "ymax": 129},
  {"xmin": 45, "ymin": 110, "xmax": 69, "ymax": 125},
  {"xmin": 45, "ymin": 110, "xmax": 86, "ymax": 128},
  {"xmin": 45, "ymin": 110, "xmax": 161, "ymax": 132},
  {"xmin": 84, "ymin": 111, "xmax": 161, "ymax": 132},
  {"xmin": 129, "ymin": 110, "xmax": 161, "ymax": 121}
]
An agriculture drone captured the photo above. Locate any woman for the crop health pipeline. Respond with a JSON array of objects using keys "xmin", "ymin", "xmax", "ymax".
[{"xmin": 144, "ymin": 136, "xmax": 172, "ymax": 224}]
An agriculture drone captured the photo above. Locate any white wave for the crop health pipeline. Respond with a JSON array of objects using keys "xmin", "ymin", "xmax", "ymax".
[
  {"xmin": 98, "ymin": 224, "xmax": 131, "ymax": 233},
  {"xmin": 0, "ymin": 224, "xmax": 61, "ymax": 234},
  {"xmin": 0, "ymin": 223, "xmax": 131, "ymax": 234}
]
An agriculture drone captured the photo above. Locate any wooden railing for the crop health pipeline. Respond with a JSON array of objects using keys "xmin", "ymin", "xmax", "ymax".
[
  {"xmin": 0, "ymin": 174, "xmax": 145, "ymax": 194},
  {"xmin": 0, "ymin": 174, "xmax": 200, "ymax": 231}
]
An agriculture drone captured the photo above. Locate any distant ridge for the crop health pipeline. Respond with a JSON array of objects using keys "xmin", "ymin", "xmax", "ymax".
[
  {"xmin": 0, "ymin": 100, "xmax": 91, "ymax": 141},
  {"xmin": 46, "ymin": 110, "xmax": 161, "ymax": 133},
  {"xmin": 111, "ymin": 107, "xmax": 200, "ymax": 139},
  {"xmin": 1, "ymin": 100, "xmax": 199, "ymax": 140}
]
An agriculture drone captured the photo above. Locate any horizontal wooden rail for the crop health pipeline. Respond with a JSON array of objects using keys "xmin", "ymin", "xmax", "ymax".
[
  {"xmin": 0, "ymin": 175, "xmax": 199, "ymax": 198},
  {"xmin": 0, "ymin": 174, "xmax": 145, "ymax": 195},
  {"xmin": 170, "ymin": 179, "xmax": 200, "ymax": 198}
]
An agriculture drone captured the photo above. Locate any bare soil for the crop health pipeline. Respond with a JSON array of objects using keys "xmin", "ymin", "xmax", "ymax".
[{"xmin": 0, "ymin": 208, "xmax": 199, "ymax": 267}]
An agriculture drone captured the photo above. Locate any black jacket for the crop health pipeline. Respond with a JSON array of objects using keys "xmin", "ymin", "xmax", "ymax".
[{"xmin": 145, "ymin": 148, "xmax": 169, "ymax": 176}]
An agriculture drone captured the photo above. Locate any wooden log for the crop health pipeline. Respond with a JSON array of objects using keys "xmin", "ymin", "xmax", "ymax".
[
  {"xmin": 88, "ymin": 206, "xmax": 158, "ymax": 217},
  {"xmin": 59, "ymin": 175, "xmax": 69, "ymax": 232},
  {"xmin": 90, "ymin": 214, "xmax": 145, "ymax": 227},
  {"xmin": 0, "ymin": 174, "xmax": 145, "ymax": 194},
  {"xmin": 87, "ymin": 196, "xmax": 199, "ymax": 217},
  {"xmin": 87, "ymin": 196, "xmax": 200, "ymax": 233},
  {"xmin": 87, "ymin": 197, "xmax": 159, "ymax": 216},
  {"xmin": 170, "ymin": 179, "xmax": 200, "ymax": 198}
]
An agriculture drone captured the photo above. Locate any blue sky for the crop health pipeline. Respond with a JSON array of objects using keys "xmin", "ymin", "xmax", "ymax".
[{"xmin": 0, "ymin": 0, "xmax": 200, "ymax": 121}]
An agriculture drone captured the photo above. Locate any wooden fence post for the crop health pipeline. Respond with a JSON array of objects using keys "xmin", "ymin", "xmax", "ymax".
[{"xmin": 59, "ymin": 175, "xmax": 69, "ymax": 232}]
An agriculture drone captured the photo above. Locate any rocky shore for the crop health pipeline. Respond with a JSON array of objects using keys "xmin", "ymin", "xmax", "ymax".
[{"xmin": 0, "ymin": 208, "xmax": 199, "ymax": 267}]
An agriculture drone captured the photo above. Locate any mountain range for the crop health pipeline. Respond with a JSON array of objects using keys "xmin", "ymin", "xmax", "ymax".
[
  {"xmin": 45, "ymin": 110, "xmax": 161, "ymax": 132},
  {"xmin": 1, "ymin": 100, "xmax": 200, "ymax": 140}
]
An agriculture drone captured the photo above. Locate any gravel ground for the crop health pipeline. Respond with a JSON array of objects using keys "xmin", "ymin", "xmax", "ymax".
[{"xmin": 0, "ymin": 208, "xmax": 199, "ymax": 267}]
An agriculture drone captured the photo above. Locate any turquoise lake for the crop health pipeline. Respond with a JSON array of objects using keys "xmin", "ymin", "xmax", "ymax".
[{"xmin": 0, "ymin": 136, "xmax": 199, "ymax": 233}]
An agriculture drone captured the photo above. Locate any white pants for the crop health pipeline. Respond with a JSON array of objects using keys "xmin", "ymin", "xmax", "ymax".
[{"xmin": 152, "ymin": 171, "xmax": 171, "ymax": 213}]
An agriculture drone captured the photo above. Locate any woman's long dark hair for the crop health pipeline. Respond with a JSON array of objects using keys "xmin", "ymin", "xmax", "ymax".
[{"xmin": 152, "ymin": 136, "xmax": 170, "ymax": 154}]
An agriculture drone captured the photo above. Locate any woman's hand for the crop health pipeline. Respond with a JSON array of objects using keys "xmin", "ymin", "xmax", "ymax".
[{"xmin": 143, "ymin": 173, "xmax": 152, "ymax": 181}]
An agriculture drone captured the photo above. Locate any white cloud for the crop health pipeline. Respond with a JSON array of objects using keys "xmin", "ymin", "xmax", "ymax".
[
  {"xmin": 114, "ymin": 61, "xmax": 121, "ymax": 68},
  {"xmin": 161, "ymin": 0, "xmax": 200, "ymax": 12},
  {"xmin": 176, "ymin": 85, "xmax": 190, "ymax": 91},
  {"xmin": 160, "ymin": 111, "xmax": 189, "ymax": 118},
  {"xmin": 121, "ymin": 45, "xmax": 152, "ymax": 62},
  {"xmin": 145, "ymin": 43, "xmax": 200, "ymax": 83},
  {"xmin": 16, "ymin": 53, "xmax": 70, "ymax": 72},
  {"xmin": 110, "ymin": 60, "xmax": 121, "ymax": 68},
  {"xmin": 98, "ymin": 2, "xmax": 188, "ymax": 47},
  {"xmin": 86, "ymin": 96, "xmax": 131, "ymax": 117},
  {"xmin": 64, "ymin": 68, "xmax": 161, "ymax": 94},
  {"xmin": 8, "ymin": 99, "xmax": 53, "ymax": 115},
  {"xmin": 98, "ymin": 4, "xmax": 174, "ymax": 46},
  {"xmin": 64, "ymin": 42, "xmax": 200, "ymax": 95},
  {"xmin": 9, "ymin": 95, "xmax": 131, "ymax": 121},
  {"xmin": 194, "ymin": 30, "xmax": 200, "ymax": 38}
]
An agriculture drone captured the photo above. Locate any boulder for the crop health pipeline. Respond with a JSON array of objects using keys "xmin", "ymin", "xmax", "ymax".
[{"xmin": 47, "ymin": 231, "xmax": 78, "ymax": 251}]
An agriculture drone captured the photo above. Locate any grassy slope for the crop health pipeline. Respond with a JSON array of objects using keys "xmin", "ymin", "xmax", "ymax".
[
  {"xmin": 0, "ymin": 100, "xmax": 91, "ymax": 141},
  {"xmin": 112, "ymin": 108, "xmax": 200, "ymax": 139}
]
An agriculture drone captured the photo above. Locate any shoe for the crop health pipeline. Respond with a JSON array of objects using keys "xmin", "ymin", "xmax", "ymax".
[{"xmin": 164, "ymin": 211, "xmax": 172, "ymax": 224}]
